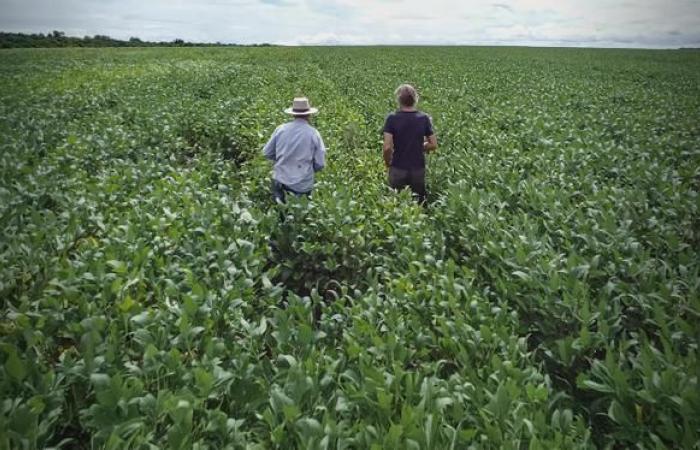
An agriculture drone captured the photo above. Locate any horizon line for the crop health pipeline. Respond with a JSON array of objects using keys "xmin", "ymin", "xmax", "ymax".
[{"xmin": 1, "ymin": 29, "xmax": 698, "ymax": 51}]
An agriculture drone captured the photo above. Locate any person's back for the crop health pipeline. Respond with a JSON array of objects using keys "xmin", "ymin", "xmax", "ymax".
[
  {"xmin": 384, "ymin": 110, "xmax": 432, "ymax": 170},
  {"xmin": 268, "ymin": 119, "xmax": 323, "ymax": 192},
  {"xmin": 383, "ymin": 84, "xmax": 437, "ymax": 204},
  {"xmin": 264, "ymin": 97, "xmax": 325, "ymax": 203}
]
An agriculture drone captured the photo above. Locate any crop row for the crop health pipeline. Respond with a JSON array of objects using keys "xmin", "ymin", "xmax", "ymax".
[{"xmin": 1, "ymin": 47, "xmax": 699, "ymax": 449}]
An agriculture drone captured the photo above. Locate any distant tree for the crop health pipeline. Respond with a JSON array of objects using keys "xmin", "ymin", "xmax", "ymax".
[{"xmin": 0, "ymin": 30, "xmax": 259, "ymax": 48}]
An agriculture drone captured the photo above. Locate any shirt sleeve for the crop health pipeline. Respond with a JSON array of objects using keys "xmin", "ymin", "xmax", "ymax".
[
  {"xmin": 263, "ymin": 127, "xmax": 279, "ymax": 160},
  {"xmin": 382, "ymin": 114, "xmax": 395, "ymax": 135},
  {"xmin": 313, "ymin": 131, "xmax": 326, "ymax": 172},
  {"xmin": 424, "ymin": 115, "xmax": 434, "ymax": 137}
]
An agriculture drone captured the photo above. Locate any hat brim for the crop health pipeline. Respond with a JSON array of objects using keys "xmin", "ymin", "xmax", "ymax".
[{"xmin": 284, "ymin": 107, "xmax": 319, "ymax": 116}]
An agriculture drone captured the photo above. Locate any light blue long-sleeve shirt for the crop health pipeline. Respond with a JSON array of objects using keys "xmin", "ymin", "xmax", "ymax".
[{"xmin": 263, "ymin": 118, "xmax": 326, "ymax": 193}]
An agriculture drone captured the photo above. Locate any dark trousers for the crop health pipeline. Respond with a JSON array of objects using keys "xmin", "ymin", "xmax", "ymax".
[
  {"xmin": 272, "ymin": 179, "xmax": 310, "ymax": 204},
  {"xmin": 388, "ymin": 167, "xmax": 426, "ymax": 204}
]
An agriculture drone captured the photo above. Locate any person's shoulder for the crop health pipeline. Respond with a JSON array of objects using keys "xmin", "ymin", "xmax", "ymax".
[
  {"xmin": 303, "ymin": 123, "xmax": 321, "ymax": 137},
  {"xmin": 384, "ymin": 112, "xmax": 400, "ymax": 128},
  {"xmin": 274, "ymin": 122, "xmax": 289, "ymax": 133},
  {"xmin": 385, "ymin": 111, "xmax": 400, "ymax": 120},
  {"xmin": 415, "ymin": 111, "xmax": 430, "ymax": 119},
  {"xmin": 418, "ymin": 111, "xmax": 434, "ymax": 125}
]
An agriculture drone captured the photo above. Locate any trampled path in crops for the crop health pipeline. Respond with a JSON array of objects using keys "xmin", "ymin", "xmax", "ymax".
[{"xmin": 1, "ymin": 47, "xmax": 699, "ymax": 449}]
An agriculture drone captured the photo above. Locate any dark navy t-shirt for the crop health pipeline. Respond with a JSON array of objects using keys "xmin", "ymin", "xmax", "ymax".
[{"xmin": 383, "ymin": 111, "xmax": 434, "ymax": 170}]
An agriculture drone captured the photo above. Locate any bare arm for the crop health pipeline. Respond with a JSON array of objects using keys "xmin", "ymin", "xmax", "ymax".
[
  {"xmin": 383, "ymin": 132, "xmax": 394, "ymax": 167},
  {"xmin": 424, "ymin": 134, "xmax": 437, "ymax": 153}
]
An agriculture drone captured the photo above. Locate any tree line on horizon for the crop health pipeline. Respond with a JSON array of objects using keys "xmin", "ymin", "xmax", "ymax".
[{"xmin": 0, "ymin": 30, "xmax": 274, "ymax": 48}]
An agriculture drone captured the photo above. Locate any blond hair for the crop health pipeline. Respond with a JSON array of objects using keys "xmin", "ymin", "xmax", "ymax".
[{"xmin": 395, "ymin": 84, "xmax": 418, "ymax": 107}]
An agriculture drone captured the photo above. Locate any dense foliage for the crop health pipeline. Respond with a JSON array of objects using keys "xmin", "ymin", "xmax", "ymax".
[
  {"xmin": 1, "ymin": 46, "xmax": 698, "ymax": 449},
  {"xmin": 0, "ymin": 31, "xmax": 271, "ymax": 49}
]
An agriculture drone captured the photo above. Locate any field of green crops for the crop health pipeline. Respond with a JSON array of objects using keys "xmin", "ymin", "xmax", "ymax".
[{"xmin": 1, "ymin": 46, "xmax": 699, "ymax": 449}]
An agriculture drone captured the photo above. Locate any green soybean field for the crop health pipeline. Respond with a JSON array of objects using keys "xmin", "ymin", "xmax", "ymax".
[{"xmin": 1, "ymin": 46, "xmax": 699, "ymax": 449}]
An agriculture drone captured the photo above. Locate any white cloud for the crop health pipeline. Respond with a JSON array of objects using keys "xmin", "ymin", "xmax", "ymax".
[{"xmin": 0, "ymin": 0, "xmax": 698, "ymax": 47}]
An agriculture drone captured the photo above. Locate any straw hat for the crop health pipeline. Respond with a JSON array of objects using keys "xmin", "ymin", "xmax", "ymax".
[{"xmin": 284, "ymin": 97, "xmax": 319, "ymax": 116}]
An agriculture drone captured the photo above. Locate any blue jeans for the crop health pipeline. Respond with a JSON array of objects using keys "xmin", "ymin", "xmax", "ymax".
[{"xmin": 272, "ymin": 179, "xmax": 310, "ymax": 204}]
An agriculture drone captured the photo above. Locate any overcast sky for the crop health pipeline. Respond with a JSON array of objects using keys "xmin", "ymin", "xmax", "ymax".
[{"xmin": 1, "ymin": 0, "xmax": 699, "ymax": 47}]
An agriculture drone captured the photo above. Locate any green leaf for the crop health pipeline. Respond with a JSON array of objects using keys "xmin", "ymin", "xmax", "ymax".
[
  {"xmin": 194, "ymin": 368, "xmax": 214, "ymax": 396},
  {"xmin": 459, "ymin": 428, "xmax": 477, "ymax": 441},
  {"xmin": 296, "ymin": 417, "xmax": 322, "ymax": 435},
  {"xmin": 5, "ymin": 351, "xmax": 26, "ymax": 381},
  {"xmin": 118, "ymin": 295, "xmax": 136, "ymax": 313},
  {"xmin": 608, "ymin": 400, "xmax": 631, "ymax": 426},
  {"xmin": 107, "ymin": 260, "xmax": 127, "ymax": 275},
  {"xmin": 512, "ymin": 270, "xmax": 530, "ymax": 281},
  {"xmin": 270, "ymin": 387, "xmax": 294, "ymax": 414},
  {"xmin": 335, "ymin": 395, "xmax": 349, "ymax": 412},
  {"xmin": 579, "ymin": 379, "xmax": 615, "ymax": 394},
  {"xmin": 283, "ymin": 404, "xmax": 300, "ymax": 422}
]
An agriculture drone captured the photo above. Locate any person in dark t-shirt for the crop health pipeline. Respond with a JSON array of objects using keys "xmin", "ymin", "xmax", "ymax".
[{"xmin": 383, "ymin": 84, "xmax": 437, "ymax": 204}]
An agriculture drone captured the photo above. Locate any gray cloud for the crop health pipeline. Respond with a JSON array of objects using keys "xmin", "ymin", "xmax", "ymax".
[
  {"xmin": 492, "ymin": 3, "xmax": 513, "ymax": 12},
  {"xmin": 0, "ymin": 0, "xmax": 698, "ymax": 47}
]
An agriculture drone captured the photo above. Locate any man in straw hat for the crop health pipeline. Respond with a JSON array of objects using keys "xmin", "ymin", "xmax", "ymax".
[
  {"xmin": 264, "ymin": 97, "xmax": 326, "ymax": 203},
  {"xmin": 383, "ymin": 84, "xmax": 437, "ymax": 204}
]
